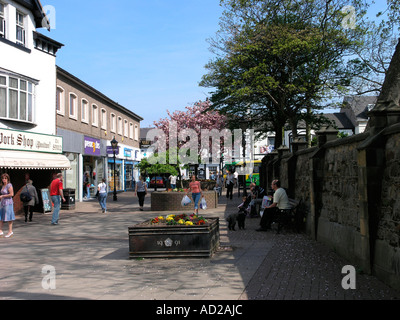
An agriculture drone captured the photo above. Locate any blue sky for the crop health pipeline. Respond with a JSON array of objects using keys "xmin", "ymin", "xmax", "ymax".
[
  {"xmin": 44, "ymin": 0, "xmax": 224, "ymax": 127},
  {"xmin": 43, "ymin": 1, "xmax": 386, "ymax": 127}
]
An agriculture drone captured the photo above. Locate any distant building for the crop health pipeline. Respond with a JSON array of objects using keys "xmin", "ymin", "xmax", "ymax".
[
  {"xmin": 56, "ymin": 67, "xmax": 143, "ymax": 201},
  {"xmin": 341, "ymin": 96, "xmax": 377, "ymax": 134}
]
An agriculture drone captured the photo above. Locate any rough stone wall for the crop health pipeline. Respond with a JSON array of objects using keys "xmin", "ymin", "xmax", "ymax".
[
  {"xmin": 320, "ymin": 143, "xmax": 360, "ymax": 229},
  {"xmin": 263, "ymin": 128, "xmax": 400, "ymax": 289},
  {"xmin": 374, "ymin": 132, "xmax": 400, "ymax": 288}
]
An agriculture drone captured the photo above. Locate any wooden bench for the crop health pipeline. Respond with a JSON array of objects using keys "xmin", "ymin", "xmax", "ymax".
[{"xmin": 276, "ymin": 198, "xmax": 304, "ymax": 234}]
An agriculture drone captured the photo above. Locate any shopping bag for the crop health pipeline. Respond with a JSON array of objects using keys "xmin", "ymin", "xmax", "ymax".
[
  {"xmin": 181, "ymin": 195, "xmax": 192, "ymax": 207},
  {"xmin": 200, "ymin": 198, "xmax": 207, "ymax": 210}
]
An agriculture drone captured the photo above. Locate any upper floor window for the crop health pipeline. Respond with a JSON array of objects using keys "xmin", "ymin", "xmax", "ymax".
[
  {"xmin": 110, "ymin": 113, "xmax": 116, "ymax": 133},
  {"xmin": 101, "ymin": 108, "xmax": 107, "ymax": 130},
  {"xmin": 129, "ymin": 122, "xmax": 134, "ymax": 139},
  {"xmin": 16, "ymin": 11, "xmax": 25, "ymax": 46},
  {"xmin": 124, "ymin": 119, "xmax": 129, "ymax": 137},
  {"xmin": 135, "ymin": 125, "xmax": 139, "ymax": 141},
  {"xmin": 92, "ymin": 104, "xmax": 98, "ymax": 127},
  {"xmin": 0, "ymin": 3, "xmax": 5, "ymax": 38},
  {"xmin": 56, "ymin": 86, "xmax": 65, "ymax": 115},
  {"xmin": 69, "ymin": 93, "xmax": 77, "ymax": 119},
  {"xmin": 81, "ymin": 99, "xmax": 89, "ymax": 123},
  {"xmin": 0, "ymin": 73, "xmax": 35, "ymax": 123},
  {"xmin": 117, "ymin": 116, "xmax": 122, "ymax": 135}
]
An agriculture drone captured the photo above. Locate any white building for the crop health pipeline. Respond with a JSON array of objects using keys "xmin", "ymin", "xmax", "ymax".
[{"xmin": 0, "ymin": 0, "xmax": 68, "ymax": 214}]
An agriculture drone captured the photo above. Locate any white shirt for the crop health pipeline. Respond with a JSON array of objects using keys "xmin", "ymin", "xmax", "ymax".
[
  {"xmin": 273, "ymin": 188, "xmax": 290, "ymax": 209},
  {"xmin": 98, "ymin": 182, "xmax": 107, "ymax": 194}
]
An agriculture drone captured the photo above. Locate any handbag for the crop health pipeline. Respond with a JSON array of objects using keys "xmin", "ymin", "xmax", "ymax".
[{"xmin": 20, "ymin": 185, "xmax": 32, "ymax": 203}]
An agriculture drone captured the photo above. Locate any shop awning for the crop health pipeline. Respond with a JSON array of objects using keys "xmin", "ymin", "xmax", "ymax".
[{"xmin": 0, "ymin": 151, "xmax": 71, "ymax": 170}]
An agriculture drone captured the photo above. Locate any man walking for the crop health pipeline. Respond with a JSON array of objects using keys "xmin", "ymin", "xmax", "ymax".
[{"xmin": 50, "ymin": 173, "xmax": 66, "ymax": 225}]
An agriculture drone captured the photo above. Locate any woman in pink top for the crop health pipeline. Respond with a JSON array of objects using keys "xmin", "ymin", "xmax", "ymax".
[{"xmin": 187, "ymin": 175, "xmax": 203, "ymax": 215}]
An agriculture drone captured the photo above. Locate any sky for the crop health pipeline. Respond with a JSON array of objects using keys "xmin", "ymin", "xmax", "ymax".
[
  {"xmin": 44, "ymin": 0, "xmax": 224, "ymax": 127},
  {"xmin": 42, "ymin": 1, "xmax": 386, "ymax": 128}
]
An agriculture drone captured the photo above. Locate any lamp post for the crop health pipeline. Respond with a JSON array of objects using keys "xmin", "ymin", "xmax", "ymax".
[
  {"xmin": 111, "ymin": 137, "xmax": 118, "ymax": 201},
  {"xmin": 239, "ymin": 120, "xmax": 248, "ymax": 197}
]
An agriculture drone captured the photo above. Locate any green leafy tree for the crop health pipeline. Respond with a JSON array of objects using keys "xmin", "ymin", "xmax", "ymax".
[{"xmin": 200, "ymin": 0, "xmax": 372, "ymax": 148}]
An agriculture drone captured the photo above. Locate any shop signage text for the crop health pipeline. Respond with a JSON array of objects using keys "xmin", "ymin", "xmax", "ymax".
[
  {"xmin": 84, "ymin": 136, "xmax": 101, "ymax": 156},
  {"xmin": 0, "ymin": 128, "xmax": 63, "ymax": 154}
]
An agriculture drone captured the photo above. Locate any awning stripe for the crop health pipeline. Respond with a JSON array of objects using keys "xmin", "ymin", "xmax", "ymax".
[{"xmin": 0, "ymin": 150, "xmax": 71, "ymax": 170}]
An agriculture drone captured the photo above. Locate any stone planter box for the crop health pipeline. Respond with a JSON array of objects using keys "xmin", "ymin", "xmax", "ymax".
[
  {"xmin": 129, "ymin": 218, "xmax": 220, "ymax": 258},
  {"xmin": 151, "ymin": 191, "xmax": 218, "ymax": 211}
]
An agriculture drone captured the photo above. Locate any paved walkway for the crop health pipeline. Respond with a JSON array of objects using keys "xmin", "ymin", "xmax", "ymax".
[{"xmin": 0, "ymin": 190, "xmax": 398, "ymax": 300}]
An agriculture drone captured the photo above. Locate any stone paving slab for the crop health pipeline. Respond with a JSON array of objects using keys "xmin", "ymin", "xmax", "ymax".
[{"xmin": 0, "ymin": 190, "xmax": 399, "ymax": 301}]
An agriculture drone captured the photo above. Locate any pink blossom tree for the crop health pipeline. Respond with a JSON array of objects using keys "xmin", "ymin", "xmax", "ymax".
[{"xmin": 153, "ymin": 99, "xmax": 229, "ymax": 177}]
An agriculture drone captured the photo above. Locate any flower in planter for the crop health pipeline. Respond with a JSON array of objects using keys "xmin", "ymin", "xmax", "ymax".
[
  {"xmin": 177, "ymin": 219, "xmax": 185, "ymax": 225},
  {"xmin": 185, "ymin": 221, "xmax": 194, "ymax": 226}
]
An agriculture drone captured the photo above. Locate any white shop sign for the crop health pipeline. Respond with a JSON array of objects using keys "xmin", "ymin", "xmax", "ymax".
[{"xmin": 0, "ymin": 128, "xmax": 63, "ymax": 154}]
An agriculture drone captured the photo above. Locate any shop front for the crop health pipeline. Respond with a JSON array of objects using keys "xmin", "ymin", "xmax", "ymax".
[
  {"xmin": 83, "ymin": 136, "xmax": 106, "ymax": 198},
  {"xmin": 0, "ymin": 128, "xmax": 70, "ymax": 214}
]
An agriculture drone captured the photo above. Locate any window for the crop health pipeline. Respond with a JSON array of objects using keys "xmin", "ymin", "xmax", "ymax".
[
  {"xmin": 117, "ymin": 116, "xmax": 122, "ymax": 135},
  {"xmin": 124, "ymin": 119, "xmax": 128, "ymax": 137},
  {"xmin": 101, "ymin": 108, "xmax": 107, "ymax": 130},
  {"xmin": 16, "ymin": 11, "xmax": 25, "ymax": 46},
  {"xmin": 0, "ymin": 74, "xmax": 35, "ymax": 123},
  {"xmin": 81, "ymin": 99, "xmax": 89, "ymax": 123},
  {"xmin": 69, "ymin": 93, "xmax": 77, "ymax": 119},
  {"xmin": 0, "ymin": 3, "xmax": 5, "ymax": 38},
  {"xmin": 135, "ymin": 125, "xmax": 139, "ymax": 141},
  {"xmin": 56, "ymin": 87, "xmax": 65, "ymax": 115},
  {"xmin": 129, "ymin": 123, "xmax": 134, "ymax": 139},
  {"xmin": 92, "ymin": 104, "xmax": 98, "ymax": 127},
  {"xmin": 110, "ymin": 113, "xmax": 116, "ymax": 133}
]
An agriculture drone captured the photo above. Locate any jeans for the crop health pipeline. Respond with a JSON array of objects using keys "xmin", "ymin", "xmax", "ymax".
[
  {"xmin": 192, "ymin": 192, "xmax": 201, "ymax": 209},
  {"xmin": 98, "ymin": 193, "xmax": 107, "ymax": 211},
  {"xmin": 51, "ymin": 195, "xmax": 61, "ymax": 224}
]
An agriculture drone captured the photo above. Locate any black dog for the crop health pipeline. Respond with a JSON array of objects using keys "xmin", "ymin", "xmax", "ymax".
[{"xmin": 237, "ymin": 212, "xmax": 246, "ymax": 230}]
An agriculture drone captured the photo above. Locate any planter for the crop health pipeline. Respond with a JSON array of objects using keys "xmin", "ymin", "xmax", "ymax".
[
  {"xmin": 151, "ymin": 191, "xmax": 218, "ymax": 211},
  {"xmin": 129, "ymin": 218, "xmax": 220, "ymax": 258}
]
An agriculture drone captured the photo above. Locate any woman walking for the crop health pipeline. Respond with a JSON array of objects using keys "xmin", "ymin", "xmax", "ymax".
[
  {"xmin": 0, "ymin": 173, "xmax": 15, "ymax": 238},
  {"xmin": 187, "ymin": 175, "xmax": 203, "ymax": 215},
  {"xmin": 135, "ymin": 176, "xmax": 147, "ymax": 211},
  {"xmin": 97, "ymin": 178, "xmax": 108, "ymax": 213},
  {"xmin": 23, "ymin": 180, "xmax": 39, "ymax": 222}
]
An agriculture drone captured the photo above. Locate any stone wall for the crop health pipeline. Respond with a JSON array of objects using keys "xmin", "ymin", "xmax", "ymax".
[{"xmin": 262, "ymin": 124, "xmax": 400, "ymax": 290}]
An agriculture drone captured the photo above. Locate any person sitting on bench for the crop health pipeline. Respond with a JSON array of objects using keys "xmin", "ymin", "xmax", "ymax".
[{"xmin": 256, "ymin": 179, "xmax": 290, "ymax": 231}]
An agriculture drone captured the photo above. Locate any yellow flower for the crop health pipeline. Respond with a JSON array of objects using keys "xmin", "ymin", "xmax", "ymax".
[
  {"xmin": 166, "ymin": 217, "xmax": 174, "ymax": 222},
  {"xmin": 178, "ymin": 219, "xmax": 185, "ymax": 225},
  {"xmin": 185, "ymin": 221, "xmax": 193, "ymax": 226},
  {"xmin": 158, "ymin": 216, "xmax": 165, "ymax": 220}
]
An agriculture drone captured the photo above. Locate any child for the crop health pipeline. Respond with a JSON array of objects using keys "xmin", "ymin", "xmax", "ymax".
[
  {"xmin": 226, "ymin": 196, "xmax": 250, "ymax": 231},
  {"xmin": 237, "ymin": 195, "xmax": 251, "ymax": 230}
]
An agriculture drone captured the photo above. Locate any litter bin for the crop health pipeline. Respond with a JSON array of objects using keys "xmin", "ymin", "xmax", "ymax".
[{"xmin": 62, "ymin": 188, "xmax": 76, "ymax": 210}]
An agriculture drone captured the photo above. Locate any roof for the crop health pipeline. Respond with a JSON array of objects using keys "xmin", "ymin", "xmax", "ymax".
[
  {"xmin": 322, "ymin": 113, "xmax": 354, "ymax": 130},
  {"xmin": 14, "ymin": 0, "xmax": 50, "ymax": 31},
  {"xmin": 341, "ymin": 96, "xmax": 378, "ymax": 121},
  {"xmin": 57, "ymin": 66, "xmax": 144, "ymax": 122}
]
